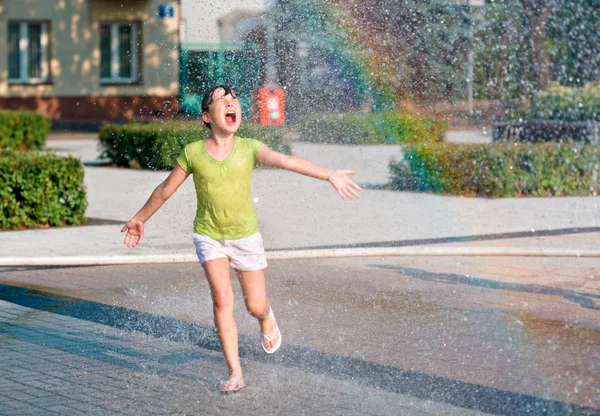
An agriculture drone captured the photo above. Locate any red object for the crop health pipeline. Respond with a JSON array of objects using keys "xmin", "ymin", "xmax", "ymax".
[{"xmin": 252, "ymin": 88, "xmax": 285, "ymax": 125}]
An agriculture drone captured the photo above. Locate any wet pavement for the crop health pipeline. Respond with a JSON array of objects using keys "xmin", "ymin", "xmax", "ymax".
[
  {"xmin": 1, "ymin": 255, "xmax": 599, "ymax": 415},
  {"xmin": 2, "ymin": 135, "xmax": 599, "ymax": 414}
]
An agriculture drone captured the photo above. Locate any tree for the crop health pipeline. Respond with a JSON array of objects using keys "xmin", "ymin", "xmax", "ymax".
[
  {"xmin": 276, "ymin": 0, "xmax": 473, "ymax": 107},
  {"xmin": 547, "ymin": 0, "xmax": 600, "ymax": 86},
  {"xmin": 472, "ymin": 0, "xmax": 557, "ymax": 101}
]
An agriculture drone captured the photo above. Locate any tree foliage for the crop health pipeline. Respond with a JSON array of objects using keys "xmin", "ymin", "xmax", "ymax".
[
  {"xmin": 276, "ymin": 0, "xmax": 600, "ymax": 104},
  {"xmin": 473, "ymin": 0, "xmax": 600, "ymax": 100},
  {"xmin": 472, "ymin": 0, "xmax": 555, "ymax": 101},
  {"xmin": 547, "ymin": 0, "xmax": 600, "ymax": 87}
]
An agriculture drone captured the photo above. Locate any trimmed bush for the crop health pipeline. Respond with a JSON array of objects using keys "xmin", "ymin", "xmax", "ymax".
[
  {"xmin": 493, "ymin": 120, "xmax": 599, "ymax": 144},
  {"xmin": 99, "ymin": 121, "xmax": 292, "ymax": 170},
  {"xmin": 0, "ymin": 150, "xmax": 87, "ymax": 229},
  {"xmin": 296, "ymin": 111, "xmax": 447, "ymax": 145},
  {"xmin": 389, "ymin": 142, "xmax": 600, "ymax": 197},
  {"xmin": 494, "ymin": 84, "xmax": 600, "ymax": 143},
  {"xmin": 526, "ymin": 83, "xmax": 600, "ymax": 122},
  {"xmin": 0, "ymin": 110, "xmax": 51, "ymax": 150}
]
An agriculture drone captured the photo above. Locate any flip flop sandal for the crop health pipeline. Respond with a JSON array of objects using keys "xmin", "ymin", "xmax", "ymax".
[
  {"xmin": 261, "ymin": 307, "xmax": 282, "ymax": 354},
  {"xmin": 219, "ymin": 378, "xmax": 246, "ymax": 394}
]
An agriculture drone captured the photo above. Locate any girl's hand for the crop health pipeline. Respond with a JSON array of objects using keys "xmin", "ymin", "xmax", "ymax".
[
  {"xmin": 328, "ymin": 170, "xmax": 362, "ymax": 200},
  {"xmin": 121, "ymin": 219, "xmax": 145, "ymax": 248}
]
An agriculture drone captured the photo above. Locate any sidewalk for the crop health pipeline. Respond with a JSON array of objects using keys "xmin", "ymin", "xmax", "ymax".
[
  {"xmin": 1, "ymin": 134, "xmax": 599, "ymax": 415},
  {"xmin": 1, "ymin": 136, "xmax": 599, "ymax": 265},
  {"xmin": 0, "ymin": 298, "xmax": 472, "ymax": 416},
  {"xmin": 1, "ymin": 256, "xmax": 598, "ymax": 414}
]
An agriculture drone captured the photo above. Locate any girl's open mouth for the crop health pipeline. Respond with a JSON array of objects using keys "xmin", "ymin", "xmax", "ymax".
[{"xmin": 225, "ymin": 111, "xmax": 237, "ymax": 125}]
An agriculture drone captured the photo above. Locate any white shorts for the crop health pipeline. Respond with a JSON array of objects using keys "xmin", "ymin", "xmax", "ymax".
[{"xmin": 192, "ymin": 232, "xmax": 268, "ymax": 272}]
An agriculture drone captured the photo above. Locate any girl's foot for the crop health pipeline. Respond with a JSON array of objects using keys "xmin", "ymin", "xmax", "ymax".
[
  {"xmin": 219, "ymin": 377, "xmax": 246, "ymax": 394},
  {"xmin": 261, "ymin": 307, "xmax": 282, "ymax": 354}
]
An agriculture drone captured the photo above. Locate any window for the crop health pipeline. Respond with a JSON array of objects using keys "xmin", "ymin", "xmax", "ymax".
[
  {"xmin": 8, "ymin": 21, "xmax": 49, "ymax": 83},
  {"xmin": 100, "ymin": 22, "xmax": 139, "ymax": 84}
]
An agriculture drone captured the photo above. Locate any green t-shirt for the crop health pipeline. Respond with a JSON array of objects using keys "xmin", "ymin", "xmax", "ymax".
[{"xmin": 176, "ymin": 137, "xmax": 265, "ymax": 240}]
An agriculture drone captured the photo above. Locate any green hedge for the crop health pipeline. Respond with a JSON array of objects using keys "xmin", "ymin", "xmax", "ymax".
[
  {"xmin": 98, "ymin": 121, "xmax": 293, "ymax": 169},
  {"xmin": 389, "ymin": 142, "xmax": 600, "ymax": 197},
  {"xmin": 296, "ymin": 111, "xmax": 447, "ymax": 145},
  {"xmin": 526, "ymin": 83, "xmax": 600, "ymax": 122},
  {"xmin": 0, "ymin": 110, "xmax": 51, "ymax": 150},
  {"xmin": 0, "ymin": 150, "xmax": 87, "ymax": 229},
  {"xmin": 493, "ymin": 120, "xmax": 598, "ymax": 143}
]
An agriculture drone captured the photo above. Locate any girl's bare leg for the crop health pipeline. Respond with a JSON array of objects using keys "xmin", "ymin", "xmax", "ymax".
[
  {"xmin": 236, "ymin": 269, "xmax": 280, "ymax": 350},
  {"xmin": 202, "ymin": 258, "xmax": 243, "ymax": 382}
]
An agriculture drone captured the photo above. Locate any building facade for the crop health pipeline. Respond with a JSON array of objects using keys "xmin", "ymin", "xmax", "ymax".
[
  {"xmin": 178, "ymin": 0, "xmax": 276, "ymax": 116},
  {"xmin": 180, "ymin": 0, "xmax": 273, "ymax": 45},
  {"xmin": 0, "ymin": 0, "xmax": 180, "ymax": 123}
]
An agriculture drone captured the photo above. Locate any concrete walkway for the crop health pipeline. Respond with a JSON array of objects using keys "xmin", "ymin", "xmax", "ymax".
[
  {"xmin": 1, "ymin": 256, "xmax": 599, "ymax": 414},
  {"xmin": 1, "ymin": 135, "xmax": 599, "ymax": 265},
  {"xmin": 1, "ymin": 133, "xmax": 599, "ymax": 415}
]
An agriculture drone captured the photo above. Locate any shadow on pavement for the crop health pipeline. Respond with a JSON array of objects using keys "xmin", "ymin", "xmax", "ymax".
[
  {"xmin": 370, "ymin": 264, "xmax": 600, "ymax": 311},
  {"xmin": 0, "ymin": 217, "xmax": 124, "ymax": 233},
  {"xmin": 281, "ymin": 226, "xmax": 600, "ymax": 251},
  {"xmin": 0, "ymin": 283, "xmax": 597, "ymax": 416},
  {"xmin": 0, "ymin": 315, "xmax": 219, "ymax": 385}
]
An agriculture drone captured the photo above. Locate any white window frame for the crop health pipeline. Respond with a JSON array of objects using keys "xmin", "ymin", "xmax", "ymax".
[
  {"xmin": 100, "ymin": 22, "xmax": 139, "ymax": 84},
  {"xmin": 8, "ymin": 21, "xmax": 49, "ymax": 84}
]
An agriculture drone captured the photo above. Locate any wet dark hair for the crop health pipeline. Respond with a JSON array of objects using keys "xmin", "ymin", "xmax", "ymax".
[{"xmin": 201, "ymin": 85, "xmax": 237, "ymax": 129}]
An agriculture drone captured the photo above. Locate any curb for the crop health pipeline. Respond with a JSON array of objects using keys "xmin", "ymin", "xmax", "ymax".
[{"xmin": 1, "ymin": 246, "xmax": 600, "ymax": 267}]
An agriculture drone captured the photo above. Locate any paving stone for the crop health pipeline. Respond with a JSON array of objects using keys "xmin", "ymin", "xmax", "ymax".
[
  {"xmin": 0, "ymin": 399, "xmax": 40, "ymax": 410},
  {"xmin": 0, "ymin": 390, "xmax": 39, "ymax": 402},
  {"xmin": 44, "ymin": 404, "xmax": 87, "ymax": 415},
  {"xmin": 1, "ymin": 258, "xmax": 599, "ymax": 415},
  {"xmin": 5, "ymin": 408, "xmax": 53, "ymax": 416},
  {"xmin": 0, "ymin": 404, "xmax": 18, "ymax": 414}
]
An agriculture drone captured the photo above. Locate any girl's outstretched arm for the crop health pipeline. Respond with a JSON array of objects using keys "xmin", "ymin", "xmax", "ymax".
[
  {"xmin": 257, "ymin": 145, "xmax": 361, "ymax": 200},
  {"xmin": 122, "ymin": 164, "xmax": 190, "ymax": 247}
]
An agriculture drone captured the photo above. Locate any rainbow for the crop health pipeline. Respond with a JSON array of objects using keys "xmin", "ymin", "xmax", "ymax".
[{"xmin": 281, "ymin": 0, "xmax": 402, "ymax": 109}]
